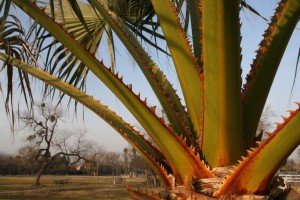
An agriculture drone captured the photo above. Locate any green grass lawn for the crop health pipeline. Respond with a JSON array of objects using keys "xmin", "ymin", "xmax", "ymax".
[{"xmin": 0, "ymin": 175, "xmax": 160, "ymax": 200}]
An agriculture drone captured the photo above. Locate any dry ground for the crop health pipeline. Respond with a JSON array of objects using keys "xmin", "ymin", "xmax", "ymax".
[
  {"xmin": 0, "ymin": 175, "xmax": 299, "ymax": 199},
  {"xmin": 289, "ymin": 183, "xmax": 300, "ymax": 193},
  {"xmin": 0, "ymin": 175, "xmax": 160, "ymax": 200}
]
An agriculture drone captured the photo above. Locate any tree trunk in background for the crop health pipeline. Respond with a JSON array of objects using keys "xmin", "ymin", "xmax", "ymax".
[{"xmin": 33, "ymin": 163, "xmax": 47, "ymax": 186}]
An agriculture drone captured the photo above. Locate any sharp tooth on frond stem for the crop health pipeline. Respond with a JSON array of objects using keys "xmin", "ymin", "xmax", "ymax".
[
  {"xmin": 246, "ymin": 150, "xmax": 252, "ymax": 155},
  {"xmin": 275, "ymin": 122, "xmax": 284, "ymax": 130},
  {"xmin": 288, "ymin": 110, "xmax": 296, "ymax": 115},
  {"xmin": 266, "ymin": 132, "xmax": 273, "ymax": 136},
  {"xmin": 281, "ymin": 115, "xmax": 288, "ymax": 122},
  {"xmin": 150, "ymin": 106, "xmax": 156, "ymax": 113},
  {"xmin": 160, "ymin": 117, "xmax": 165, "ymax": 124},
  {"xmin": 142, "ymin": 97, "xmax": 147, "ymax": 105}
]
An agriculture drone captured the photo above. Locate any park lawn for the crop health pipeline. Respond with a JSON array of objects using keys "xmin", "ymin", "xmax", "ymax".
[{"xmin": 0, "ymin": 175, "xmax": 159, "ymax": 200}]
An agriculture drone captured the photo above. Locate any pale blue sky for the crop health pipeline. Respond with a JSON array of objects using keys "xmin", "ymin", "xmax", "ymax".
[{"xmin": 0, "ymin": 0, "xmax": 299, "ymax": 157}]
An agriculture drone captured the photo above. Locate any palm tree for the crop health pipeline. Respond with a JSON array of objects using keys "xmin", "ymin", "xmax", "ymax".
[{"xmin": 1, "ymin": 0, "xmax": 300, "ymax": 199}]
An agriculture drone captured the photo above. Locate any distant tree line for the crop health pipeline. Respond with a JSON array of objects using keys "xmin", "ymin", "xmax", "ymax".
[
  {"xmin": 0, "ymin": 145, "xmax": 151, "ymax": 177},
  {"xmin": 0, "ymin": 145, "xmax": 85, "ymax": 176},
  {"xmin": 0, "ymin": 150, "xmax": 71, "ymax": 176}
]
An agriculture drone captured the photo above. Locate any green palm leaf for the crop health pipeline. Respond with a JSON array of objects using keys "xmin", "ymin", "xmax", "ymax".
[
  {"xmin": 0, "ymin": 13, "xmax": 33, "ymax": 126},
  {"xmin": 243, "ymin": 0, "xmax": 300, "ymax": 149},
  {"xmin": 2, "ymin": 0, "xmax": 300, "ymax": 198},
  {"xmin": 214, "ymin": 104, "xmax": 300, "ymax": 196},
  {"xmin": 29, "ymin": 0, "xmax": 108, "ymax": 92}
]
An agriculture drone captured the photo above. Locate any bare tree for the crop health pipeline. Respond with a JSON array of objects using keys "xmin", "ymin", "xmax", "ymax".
[
  {"xmin": 82, "ymin": 145, "xmax": 105, "ymax": 176},
  {"xmin": 103, "ymin": 152, "xmax": 122, "ymax": 175},
  {"xmin": 19, "ymin": 103, "xmax": 97, "ymax": 186},
  {"xmin": 128, "ymin": 147, "xmax": 149, "ymax": 173},
  {"xmin": 256, "ymin": 105, "xmax": 276, "ymax": 141},
  {"xmin": 53, "ymin": 129, "xmax": 94, "ymax": 164},
  {"xmin": 18, "ymin": 144, "xmax": 39, "ymax": 175}
]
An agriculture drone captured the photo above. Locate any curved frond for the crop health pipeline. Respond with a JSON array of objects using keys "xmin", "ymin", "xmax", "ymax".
[
  {"xmin": 88, "ymin": 0, "xmax": 193, "ymax": 144},
  {"xmin": 214, "ymin": 104, "xmax": 300, "ymax": 196},
  {"xmin": 243, "ymin": 0, "xmax": 300, "ymax": 149},
  {"xmin": 108, "ymin": 0, "xmax": 153, "ymax": 24},
  {"xmin": 151, "ymin": 0, "xmax": 204, "ymax": 141}
]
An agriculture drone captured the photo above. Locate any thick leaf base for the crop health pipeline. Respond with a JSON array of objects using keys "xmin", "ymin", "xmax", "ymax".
[{"xmin": 128, "ymin": 185, "xmax": 300, "ymax": 200}]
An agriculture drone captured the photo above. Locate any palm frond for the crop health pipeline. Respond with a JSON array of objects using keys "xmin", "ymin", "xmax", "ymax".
[
  {"xmin": 291, "ymin": 46, "xmax": 300, "ymax": 95},
  {"xmin": 0, "ymin": 13, "xmax": 34, "ymax": 127},
  {"xmin": 241, "ymin": 0, "xmax": 268, "ymax": 21},
  {"xmin": 28, "ymin": 0, "xmax": 108, "ymax": 99},
  {"xmin": 3, "ymin": 0, "xmax": 300, "ymax": 198},
  {"xmin": 242, "ymin": 0, "xmax": 300, "ymax": 148}
]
